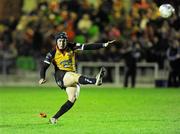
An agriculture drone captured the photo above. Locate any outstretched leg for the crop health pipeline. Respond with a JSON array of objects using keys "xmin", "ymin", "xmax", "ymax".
[{"xmin": 63, "ymin": 67, "xmax": 106, "ymax": 86}]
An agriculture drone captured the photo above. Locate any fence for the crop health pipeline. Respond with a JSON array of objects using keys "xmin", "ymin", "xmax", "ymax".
[{"xmin": 78, "ymin": 62, "xmax": 159, "ymax": 87}]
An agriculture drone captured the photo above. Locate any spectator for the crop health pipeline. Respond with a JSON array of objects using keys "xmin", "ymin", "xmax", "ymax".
[
  {"xmin": 123, "ymin": 38, "xmax": 142, "ymax": 88},
  {"xmin": 77, "ymin": 14, "xmax": 92, "ymax": 34},
  {"xmin": 0, "ymin": 0, "xmax": 179, "ymax": 76},
  {"xmin": 167, "ymin": 40, "xmax": 180, "ymax": 87},
  {"xmin": 2, "ymin": 43, "xmax": 17, "ymax": 74}
]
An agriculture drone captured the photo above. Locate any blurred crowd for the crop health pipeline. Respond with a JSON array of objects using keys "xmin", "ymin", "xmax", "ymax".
[{"xmin": 0, "ymin": 0, "xmax": 179, "ymax": 73}]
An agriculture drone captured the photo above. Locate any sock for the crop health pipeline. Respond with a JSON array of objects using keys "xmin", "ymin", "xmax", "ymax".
[
  {"xmin": 53, "ymin": 100, "xmax": 75, "ymax": 119},
  {"xmin": 78, "ymin": 76, "xmax": 96, "ymax": 84}
]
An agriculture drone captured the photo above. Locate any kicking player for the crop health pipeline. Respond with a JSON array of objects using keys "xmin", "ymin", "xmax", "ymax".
[{"xmin": 39, "ymin": 32, "xmax": 116, "ymax": 124}]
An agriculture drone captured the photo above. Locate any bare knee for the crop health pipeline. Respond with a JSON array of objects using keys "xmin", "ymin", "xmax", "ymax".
[
  {"xmin": 68, "ymin": 96, "xmax": 76, "ymax": 103},
  {"xmin": 66, "ymin": 88, "xmax": 77, "ymax": 103},
  {"xmin": 66, "ymin": 86, "xmax": 80, "ymax": 103}
]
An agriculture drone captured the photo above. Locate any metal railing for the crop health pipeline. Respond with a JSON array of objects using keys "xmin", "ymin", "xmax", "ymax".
[{"xmin": 78, "ymin": 62, "xmax": 159, "ymax": 85}]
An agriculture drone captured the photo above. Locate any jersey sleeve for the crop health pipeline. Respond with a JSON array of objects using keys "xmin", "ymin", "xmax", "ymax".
[
  {"xmin": 68, "ymin": 42, "xmax": 84, "ymax": 51},
  {"xmin": 69, "ymin": 42, "xmax": 106, "ymax": 51},
  {"xmin": 40, "ymin": 49, "xmax": 56, "ymax": 79},
  {"xmin": 44, "ymin": 49, "xmax": 56, "ymax": 64}
]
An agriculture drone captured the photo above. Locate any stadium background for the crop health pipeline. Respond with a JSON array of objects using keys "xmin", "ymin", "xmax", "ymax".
[
  {"xmin": 0, "ymin": 0, "xmax": 180, "ymax": 134},
  {"xmin": 0, "ymin": 0, "xmax": 179, "ymax": 87}
]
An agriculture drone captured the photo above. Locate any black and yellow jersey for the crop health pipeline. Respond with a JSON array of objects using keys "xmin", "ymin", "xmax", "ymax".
[
  {"xmin": 44, "ymin": 42, "xmax": 83, "ymax": 72},
  {"xmin": 40, "ymin": 41, "xmax": 107, "ymax": 79}
]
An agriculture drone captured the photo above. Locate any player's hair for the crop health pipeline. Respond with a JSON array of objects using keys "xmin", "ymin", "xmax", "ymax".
[{"xmin": 54, "ymin": 32, "xmax": 68, "ymax": 41}]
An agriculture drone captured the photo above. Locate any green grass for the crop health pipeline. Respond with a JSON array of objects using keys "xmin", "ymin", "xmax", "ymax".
[{"xmin": 0, "ymin": 86, "xmax": 180, "ymax": 134}]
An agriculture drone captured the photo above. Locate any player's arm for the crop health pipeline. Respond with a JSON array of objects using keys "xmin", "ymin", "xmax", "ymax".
[
  {"xmin": 39, "ymin": 50, "xmax": 55, "ymax": 84},
  {"xmin": 74, "ymin": 40, "xmax": 118, "ymax": 50},
  {"xmin": 39, "ymin": 63, "xmax": 49, "ymax": 84}
]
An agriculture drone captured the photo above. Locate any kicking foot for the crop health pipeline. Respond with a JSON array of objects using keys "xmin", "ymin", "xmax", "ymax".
[
  {"xmin": 49, "ymin": 117, "xmax": 57, "ymax": 124},
  {"xmin": 95, "ymin": 67, "xmax": 106, "ymax": 86}
]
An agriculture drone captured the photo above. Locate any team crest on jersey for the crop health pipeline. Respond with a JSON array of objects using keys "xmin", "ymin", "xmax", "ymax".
[{"xmin": 60, "ymin": 59, "xmax": 72, "ymax": 68}]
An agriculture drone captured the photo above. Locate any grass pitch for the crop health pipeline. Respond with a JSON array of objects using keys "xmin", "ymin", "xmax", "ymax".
[{"xmin": 0, "ymin": 86, "xmax": 180, "ymax": 134}]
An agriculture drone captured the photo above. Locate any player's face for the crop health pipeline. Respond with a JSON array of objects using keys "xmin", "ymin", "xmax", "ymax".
[{"xmin": 57, "ymin": 39, "xmax": 67, "ymax": 50}]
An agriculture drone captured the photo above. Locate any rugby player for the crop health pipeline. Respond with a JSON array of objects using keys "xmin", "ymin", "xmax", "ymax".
[{"xmin": 39, "ymin": 32, "xmax": 116, "ymax": 124}]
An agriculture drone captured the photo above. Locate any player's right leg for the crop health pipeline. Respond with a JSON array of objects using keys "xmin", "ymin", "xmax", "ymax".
[{"xmin": 50, "ymin": 85, "xmax": 80, "ymax": 124}]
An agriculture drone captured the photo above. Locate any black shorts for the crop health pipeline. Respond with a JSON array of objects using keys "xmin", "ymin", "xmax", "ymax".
[{"xmin": 54, "ymin": 70, "xmax": 67, "ymax": 90}]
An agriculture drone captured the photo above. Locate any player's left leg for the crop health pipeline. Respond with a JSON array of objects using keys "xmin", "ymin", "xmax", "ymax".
[
  {"xmin": 63, "ymin": 71, "xmax": 96, "ymax": 86},
  {"xmin": 63, "ymin": 67, "xmax": 106, "ymax": 87},
  {"xmin": 50, "ymin": 85, "xmax": 80, "ymax": 124}
]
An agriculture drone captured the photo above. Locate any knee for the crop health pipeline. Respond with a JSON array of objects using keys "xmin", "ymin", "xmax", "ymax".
[
  {"xmin": 68, "ymin": 96, "xmax": 76, "ymax": 103},
  {"xmin": 73, "ymin": 75, "xmax": 80, "ymax": 83},
  {"xmin": 75, "ymin": 84, "xmax": 80, "ymax": 99}
]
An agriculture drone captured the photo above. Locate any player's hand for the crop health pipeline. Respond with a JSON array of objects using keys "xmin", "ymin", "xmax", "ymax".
[
  {"xmin": 104, "ymin": 40, "xmax": 120, "ymax": 47},
  {"xmin": 39, "ymin": 79, "xmax": 46, "ymax": 84}
]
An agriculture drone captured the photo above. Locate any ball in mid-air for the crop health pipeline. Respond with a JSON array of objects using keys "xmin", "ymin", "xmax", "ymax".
[{"xmin": 159, "ymin": 4, "xmax": 175, "ymax": 18}]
